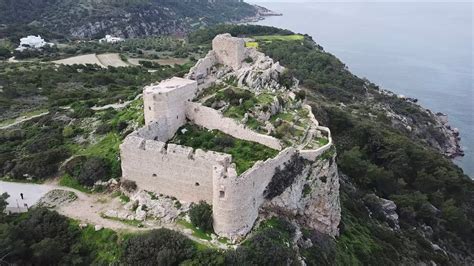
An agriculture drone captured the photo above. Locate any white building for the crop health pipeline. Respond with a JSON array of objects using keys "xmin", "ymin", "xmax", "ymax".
[
  {"xmin": 16, "ymin": 35, "xmax": 54, "ymax": 51},
  {"xmin": 99, "ymin": 35, "xmax": 124, "ymax": 44}
]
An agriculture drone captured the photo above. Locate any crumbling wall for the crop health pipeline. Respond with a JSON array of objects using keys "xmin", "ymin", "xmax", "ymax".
[
  {"xmin": 133, "ymin": 121, "xmax": 169, "ymax": 142},
  {"xmin": 185, "ymin": 102, "xmax": 282, "ymax": 150},
  {"xmin": 143, "ymin": 78, "xmax": 197, "ymax": 141},
  {"xmin": 212, "ymin": 33, "xmax": 246, "ymax": 70},
  {"xmin": 119, "ymin": 33, "xmax": 341, "ymax": 240},
  {"xmin": 120, "ymin": 135, "xmax": 231, "ymax": 203},
  {"xmin": 212, "ymin": 148, "xmax": 297, "ymax": 239},
  {"xmin": 186, "ymin": 51, "xmax": 217, "ymax": 81},
  {"xmin": 299, "ymin": 125, "xmax": 333, "ymax": 161}
]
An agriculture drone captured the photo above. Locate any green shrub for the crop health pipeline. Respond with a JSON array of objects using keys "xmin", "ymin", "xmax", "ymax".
[
  {"xmin": 96, "ymin": 123, "xmax": 113, "ymax": 135},
  {"xmin": 121, "ymin": 229, "xmax": 196, "ymax": 265},
  {"xmin": 63, "ymin": 156, "xmax": 110, "ymax": 187},
  {"xmin": 189, "ymin": 201, "xmax": 213, "ymax": 233},
  {"xmin": 121, "ymin": 179, "xmax": 137, "ymax": 192},
  {"xmin": 231, "ymin": 217, "xmax": 297, "ymax": 265}
]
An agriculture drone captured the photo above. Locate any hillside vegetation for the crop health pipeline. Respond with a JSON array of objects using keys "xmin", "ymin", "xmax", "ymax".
[
  {"xmin": 190, "ymin": 25, "xmax": 474, "ymax": 265},
  {"xmin": 0, "ymin": 23, "xmax": 472, "ymax": 265},
  {"xmin": 0, "ymin": 0, "xmax": 259, "ymax": 40}
]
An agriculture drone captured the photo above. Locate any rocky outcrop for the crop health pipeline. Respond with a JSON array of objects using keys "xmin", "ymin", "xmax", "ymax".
[
  {"xmin": 187, "ymin": 38, "xmax": 296, "ymax": 93},
  {"xmin": 36, "ymin": 189, "xmax": 77, "ymax": 208},
  {"xmin": 104, "ymin": 190, "xmax": 189, "ymax": 223},
  {"xmin": 265, "ymin": 153, "xmax": 341, "ymax": 236},
  {"xmin": 376, "ymin": 89, "xmax": 464, "ymax": 159},
  {"xmin": 233, "ymin": 48, "xmax": 293, "ymax": 92}
]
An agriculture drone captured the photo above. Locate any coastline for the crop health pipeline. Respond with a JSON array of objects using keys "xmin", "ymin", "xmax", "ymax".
[
  {"xmin": 247, "ymin": 6, "xmax": 465, "ymax": 163},
  {"xmin": 238, "ymin": 4, "xmax": 283, "ymax": 24}
]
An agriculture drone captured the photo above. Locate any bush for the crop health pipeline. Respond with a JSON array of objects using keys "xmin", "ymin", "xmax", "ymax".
[
  {"xmin": 0, "ymin": 208, "xmax": 90, "ymax": 265},
  {"xmin": 96, "ymin": 123, "xmax": 113, "ymax": 135},
  {"xmin": 0, "ymin": 47, "xmax": 11, "ymax": 59},
  {"xmin": 121, "ymin": 179, "xmax": 137, "ymax": 192},
  {"xmin": 301, "ymin": 230, "xmax": 336, "ymax": 266},
  {"xmin": 63, "ymin": 156, "xmax": 110, "ymax": 187},
  {"xmin": 11, "ymin": 148, "xmax": 70, "ymax": 180},
  {"xmin": 121, "ymin": 229, "xmax": 196, "ymax": 265},
  {"xmin": 189, "ymin": 201, "xmax": 213, "ymax": 232},
  {"xmin": 182, "ymin": 249, "xmax": 226, "ymax": 266},
  {"xmin": 232, "ymin": 222, "xmax": 297, "ymax": 265}
]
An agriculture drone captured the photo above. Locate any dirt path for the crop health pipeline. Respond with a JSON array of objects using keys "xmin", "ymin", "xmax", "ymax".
[
  {"xmin": 2, "ymin": 179, "xmax": 227, "ymax": 247},
  {"xmin": 0, "ymin": 112, "xmax": 49, "ymax": 130}
]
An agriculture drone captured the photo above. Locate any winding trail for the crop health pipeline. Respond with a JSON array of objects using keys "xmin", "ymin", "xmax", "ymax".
[
  {"xmin": 0, "ymin": 112, "xmax": 49, "ymax": 130},
  {"xmin": 0, "ymin": 180, "xmax": 227, "ymax": 248}
]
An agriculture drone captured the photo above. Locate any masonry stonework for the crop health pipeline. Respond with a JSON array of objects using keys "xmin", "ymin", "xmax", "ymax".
[
  {"xmin": 143, "ymin": 77, "xmax": 197, "ymax": 141},
  {"xmin": 185, "ymin": 102, "xmax": 282, "ymax": 150},
  {"xmin": 212, "ymin": 33, "xmax": 246, "ymax": 70},
  {"xmin": 120, "ymin": 135, "xmax": 231, "ymax": 203},
  {"xmin": 120, "ymin": 34, "xmax": 340, "ymax": 241}
]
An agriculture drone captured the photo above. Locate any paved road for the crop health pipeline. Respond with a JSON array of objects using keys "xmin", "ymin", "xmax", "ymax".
[{"xmin": 0, "ymin": 181, "xmax": 55, "ymax": 213}]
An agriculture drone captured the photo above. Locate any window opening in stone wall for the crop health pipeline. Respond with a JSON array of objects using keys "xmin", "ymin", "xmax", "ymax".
[
  {"xmin": 148, "ymin": 106, "xmax": 151, "ymax": 110},
  {"xmin": 219, "ymin": 190, "xmax": 225, "ymax": 198},
  {"xmin": 152, "ymin": 173, "xmax": 157, "ymax": 177},
  {"xmin": 195, "ymin": 182, "xmax": 200, "ymax": 186}
]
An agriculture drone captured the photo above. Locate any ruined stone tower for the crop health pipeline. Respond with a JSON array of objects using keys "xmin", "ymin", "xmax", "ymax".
[
  {"xmin": 120, "ymin": 34, "xmax": 341, "ymax": 241},
  {"xmin": 143, "ymin": 77, "xmax": 197, "ymax": 140},
  {"xmin": 212, "ymin": 33, "xmax": 246, "ymax": 70}
]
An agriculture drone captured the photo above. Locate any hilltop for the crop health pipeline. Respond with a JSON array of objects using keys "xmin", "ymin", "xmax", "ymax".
[
  {"xmin": 0, "ymin": 0, "xmax": 262, "ymax": 40},
  {"xmin": 0, "ymin": 24, "xmax": 472, "ymax": 265}
]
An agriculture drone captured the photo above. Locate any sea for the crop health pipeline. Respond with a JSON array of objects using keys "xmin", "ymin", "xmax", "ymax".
[{"xmin": 251, "ymin": 1, "xmax": 473, "ymax": 178}]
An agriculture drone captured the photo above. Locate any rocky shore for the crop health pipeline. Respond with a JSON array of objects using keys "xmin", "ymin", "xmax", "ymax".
[
  {"xmin": 380, "ymin": 89, "xmax": 464, "ymax": 159},
  {"xmin": 433, "ymin": 111, "xmax": 464, "ymax": 158},
  {"xmin": 238, "ymin": 4, "xmax": 283, "ymax": 23}
]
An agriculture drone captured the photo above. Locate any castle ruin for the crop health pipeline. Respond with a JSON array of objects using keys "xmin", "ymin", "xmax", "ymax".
[{"xmin": 120, "ymin": 34, "xmax": 340, "ymax": 240}]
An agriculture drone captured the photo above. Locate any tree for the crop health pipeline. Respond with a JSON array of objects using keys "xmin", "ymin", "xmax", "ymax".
[
  {"xmin": 0, "ymin": 193, "xmax": 9, "ymax": 222},
  {"xmin": 189, "ymin": 201, "xmax": 213, "ymax": 232},
  {"xmin": 339, "ymin": 147, "xmax": 371, "ymax": 185},
  {"xmin": 0, "ymin": 208, "xmax": 89, "ymax": 265},
  {"xmin": 182, "ymin": 249, "xmax": 226, "ymax": 266},
  {"xmin": 122, "ymin": 229, "xmax": 196, "ymax": 265},
  {"xmin": 64, "ymin": 156, "xmax": 110, "ymax": 187},
  {"xmin": 0, "ymin": 47, "xmax": 11, "ymax": 59},
  {"xmin": 233, "ymin": 227, "xmax": 298, "ymax": 265}
]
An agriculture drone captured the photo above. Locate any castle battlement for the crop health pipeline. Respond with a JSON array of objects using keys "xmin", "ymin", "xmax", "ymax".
[{"xmin": 120, "ymin": 34, "xmax": 339, "ymax": 241}]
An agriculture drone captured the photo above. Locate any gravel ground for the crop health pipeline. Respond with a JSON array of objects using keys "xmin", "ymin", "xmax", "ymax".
[{"xmin": 0, "ymin": 181, "xmax": 55, "ymax": 213}]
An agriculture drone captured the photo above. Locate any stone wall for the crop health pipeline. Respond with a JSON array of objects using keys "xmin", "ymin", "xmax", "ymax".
[
  {"xmin": 143, "ymin": 77, "xmax": 197, "ymax": 141},
  {"xmin": 300, "ymin": 104, "xmax": 333, "ymax": 161},
  {"xmin": 120, "ymin": 33, "xmax": 341, "ymax": 241},
  {"xmin": 212, "ymin": 33, "xmax": 246, "ymax": 70},
  {"xmin": 212, "ymin": 148, "xmax": 297, "ymax": 239},
  {"xmin": 186, "ymin": 51, "xmax": 217, "ymax": 81},
  {"xmin": 120, "ymin": 135, "xmax": 231, "ymax": 203},
  {"xmin": 185, "ymin": 102, "xmax": 282, "ymax": 150},
  {"xmin": 300, "ymin": 126, "xmax": 333, "ymax": 161}
]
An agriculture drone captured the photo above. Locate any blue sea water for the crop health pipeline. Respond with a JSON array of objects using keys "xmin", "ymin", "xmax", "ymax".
[{"xmin": 252, "ymin": 1, "xmax": 473, "ymax": 177}]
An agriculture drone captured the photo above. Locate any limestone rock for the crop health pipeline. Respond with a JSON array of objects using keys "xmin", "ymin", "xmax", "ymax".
[
  {"xmin": 79, "ymin": 223, "xmax": 88, "ymax": 229},
  {"xmin": 104, "ymin": 210, "xmax": 119, "ymax": 219},
  {"xmin": 266, "ymin": 154, "xmax": 341, "ymax": 237},
  {"xmin": 35, "ymin": 189, "xmax": 78, "ymax": 208},
  {"xmin": 135, "ymin": 206, "xmax": 147, "ymax": 221}
]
